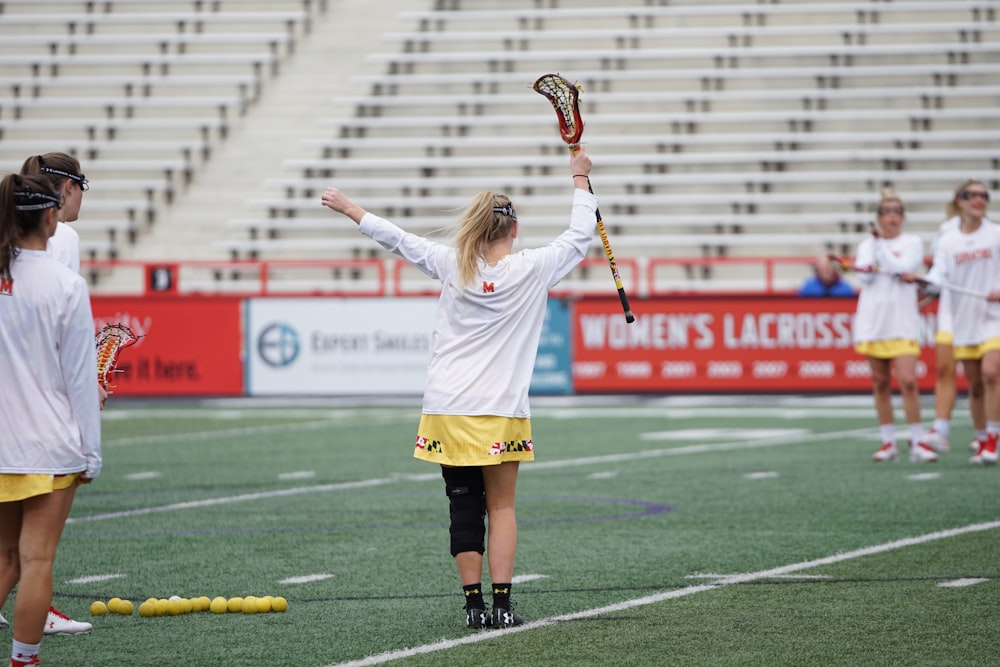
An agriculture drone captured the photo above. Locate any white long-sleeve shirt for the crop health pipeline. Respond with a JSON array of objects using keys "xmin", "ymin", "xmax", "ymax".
[
  {"xmin": 931, "ymin": 216, "xmax": 994, "ymax": 336},
  {"xmin": 0, "ymin": 249, "xmax": 101, "ymax": 477},
  {"xmin": 931, "ymin": 217, "xmax": 960, "ymax": 335},
  {"xmin": 852, "ymin": 233, "xmax": 924, "ymax": 343},
  {"xmin": 47, "ymin": 221, "xmax": 81, "ymax": 274},
  {"xmin": 358, "ymin": 188, "xmax": 599, "ymax": 417},
  {"xmin": 924, "ymin": 220, "xmax": 1000, "ymax": 347}
]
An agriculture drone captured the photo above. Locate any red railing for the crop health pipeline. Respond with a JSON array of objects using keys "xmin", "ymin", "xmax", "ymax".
[{"xmin": 82, "ymin": 255, "xmax": 820, "ymax": 297}]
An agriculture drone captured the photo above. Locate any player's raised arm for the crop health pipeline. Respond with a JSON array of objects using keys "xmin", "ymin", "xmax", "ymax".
[{"xmin": 321, "ymin": 187, "xmax": 367, "ymax": 225}]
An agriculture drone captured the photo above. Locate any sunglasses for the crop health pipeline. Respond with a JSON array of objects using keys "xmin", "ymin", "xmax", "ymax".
[
  {"xmin": 959, "ymin": 190, "xmax": 989, "ymax": 202},
  {"xmin": 877, "ymin": 206, "xmax": 905, "ymax": 216}
]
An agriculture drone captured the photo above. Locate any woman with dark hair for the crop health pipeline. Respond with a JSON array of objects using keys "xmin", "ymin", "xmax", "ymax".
[
  {"xmin": 0, "ymin": 174, "xmax": 101, "ymax": 667},
  {"xmin": 1, "ymin": 153, "xmax": 100, "ymax": 638},
  {"xmin": 322, "ymin": 148, "xmax": 596, "ymax": 629},
  {"xmin": 20, "ymin": 153, "xmax": 88, "ymax": 274}
]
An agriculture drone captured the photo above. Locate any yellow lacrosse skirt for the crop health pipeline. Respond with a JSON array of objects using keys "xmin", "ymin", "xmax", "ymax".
[
  {"xmin": 954, "ymin": 337, "xmax": 1000, "ymax": 361},
  {"xmin": 0, "ymin": 472, "xmax": 80, "ymax": 503},
  {"xmin": 854, "ymin": 339, "xmax": 920, "ymax": 360},
  {"xmin": 935, "ymin": 331, "xmax": 954, "ymax": 346},
  {"xmin": 414, "ymin": 414, "xmax": 535, "ymax": 466}
]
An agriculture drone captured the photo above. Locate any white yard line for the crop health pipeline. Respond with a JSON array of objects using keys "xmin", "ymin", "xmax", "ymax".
[
  {"xmin": 937, "ymin": 578, "xmax": 990, "ymax": 588},
  {"xmin": 327, "ymin": 520, "xmax": 1000, "ymax": 667},
  {"xmin": 103, "ymin": 419, "xmax": 341, "ymax": 448},
  {"xmin": 279, "ymin": 574, "xmax": 335, "ymax": 585},
  {"xmin": 66, "ymin": 573, "xmax": 126, "ymax": 585},
  {"xmin": 68, "ymin": 427, "xmax": 870, "ymax": 524},
  {"xmin": 65, "ymin": 477, "xmax": 399, "ymax": 524}
]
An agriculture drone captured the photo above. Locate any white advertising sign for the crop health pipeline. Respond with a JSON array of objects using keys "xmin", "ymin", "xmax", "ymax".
[{"xmin": 247, "ymin": 298, "xmax": 437, "ymax": 395}]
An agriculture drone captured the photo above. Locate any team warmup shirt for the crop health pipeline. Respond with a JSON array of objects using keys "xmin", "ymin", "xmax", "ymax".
[
  {"xmin": 925, "ymin": 220, "xmax": 1000, "ymax": 347},
  {"xmin": 931, "ymin": 217, "xmax": 961, "ymax": 336},
  {"xmin": 852, "ymin": 233, "xmax": 924, "ymax": 344},
  {"xmin": 0, "ymin": 249, "xmax": 101, "ymax": 477},
  {"xmin": 48, "ymin": 221, "xmax": 81, "ymax": 274},
  {"xmin": 931, "ymin": 216, "xmax": 995, "ymax": 338},
  {"xmin": 358, "ymin": 189, "xmax": 599, "ymax": 417}
]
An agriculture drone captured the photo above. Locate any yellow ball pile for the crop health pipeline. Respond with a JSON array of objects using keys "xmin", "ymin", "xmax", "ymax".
[
  {"xmin": 94, "ymin": 595, "xmax": 288, "ymax": 618},
  {"xmin": 90, "ymin": 597, "xmax": 134, "ymax": 616}
]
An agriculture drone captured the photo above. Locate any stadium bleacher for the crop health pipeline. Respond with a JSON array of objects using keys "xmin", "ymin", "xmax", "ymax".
[
  {"xmin": 0, "ymin": 0, "xmax": 323, "ymax": 281},
  {"xmin": 230, "ymin": 0, "xmax": 995, "ymax": 289},
  {"xmin": 2, "ymin": 0, "xmax": 997, "ymax": 293}
]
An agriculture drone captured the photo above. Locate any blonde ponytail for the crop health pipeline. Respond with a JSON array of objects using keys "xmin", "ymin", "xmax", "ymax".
[{"xmin": 453, "ymin": 192, "xmax": 517, "ymax": 286}]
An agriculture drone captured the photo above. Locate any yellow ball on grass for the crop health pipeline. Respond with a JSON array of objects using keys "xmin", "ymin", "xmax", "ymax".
[
  {"xmin": 226, "ymin": 597, "xmax": 244, "ymax": 613},
  {"xmin": 271, "ymin": 596, "xmax": 288, "ymax": 613},
  {"xmin": 209, "ymin": 597, "xmax": 228, "ymax": 614},
  {"xmin": 117, "ymin": 600, "xmax": 134, "ymax": 616},
  {"xmin": 107, "ymin": 597, "xmax": 122, "ymax": 614},
  {"xmin": 256, "ymin": 596, "xmax": 271, "ymax": 613},
  {"xmin": 138, "ymin": 601, "xmax": 156, "ymax": 618},
  {"xmin": 241, "ymin": 597, "xmax": 258, "ymax": 614},
  {"xmin": 89, "ymin": 601, "xmax": 107, "ymax": 616}
]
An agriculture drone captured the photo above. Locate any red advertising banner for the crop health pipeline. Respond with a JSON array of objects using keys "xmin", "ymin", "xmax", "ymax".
[
  {"xmin": 572, "ymin": 297, "xmax": 963, "ymax": 393},
  {"xmin": 91, "ymin": 297, "xmax": 244, "ymax": 396}
]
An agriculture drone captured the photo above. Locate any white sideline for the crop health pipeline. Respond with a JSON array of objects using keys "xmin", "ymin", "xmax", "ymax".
[{"xmin": 327, "ymin": 520, "xmax": 1000, "ymax": 667}]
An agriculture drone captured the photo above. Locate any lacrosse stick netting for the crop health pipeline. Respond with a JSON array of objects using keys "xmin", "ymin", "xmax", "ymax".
[
  {"xmin": 96, "ymin": 323, "xmax": 139, "ymax": 389},
  {"xmin": 533, "ymin": 73, "xmax": 635, "ymax": 323}
]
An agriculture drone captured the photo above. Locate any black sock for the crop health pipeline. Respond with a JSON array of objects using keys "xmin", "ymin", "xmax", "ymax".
[
  {"xmin": 463, "ymin": 583, "xmax": 485, "ymax": 610},
  {"xmin": 492, "ymin": 583, "xmax": 512, "ymax": 609}
]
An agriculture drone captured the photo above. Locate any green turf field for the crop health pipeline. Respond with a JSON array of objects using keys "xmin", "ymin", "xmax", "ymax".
[{"xmin": 8, "ymin": 395, "xmax": 998, "ymax": 667}]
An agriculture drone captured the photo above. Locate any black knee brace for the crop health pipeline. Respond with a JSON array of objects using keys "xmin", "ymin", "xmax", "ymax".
[{"xmin": 442, "ymin": 465, "xmax": 486, "ymax": 557}]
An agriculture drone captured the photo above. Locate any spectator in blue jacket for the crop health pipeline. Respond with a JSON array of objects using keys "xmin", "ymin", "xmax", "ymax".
[{"xmin": 798, "ymin": 255, "xmax": 857, "ymax": 297}]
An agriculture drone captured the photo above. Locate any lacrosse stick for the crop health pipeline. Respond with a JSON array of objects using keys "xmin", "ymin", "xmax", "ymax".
[
  {"xmin": 96, "ymin": 323, "xmax": 139, "ymax": 389},
  {"xmin": 533, "ymin": 73, "xmax": 635, "ymax": 324},
  {"xmin": 827, "ymin": 253, "xmax": 988, "ymax": 299}
]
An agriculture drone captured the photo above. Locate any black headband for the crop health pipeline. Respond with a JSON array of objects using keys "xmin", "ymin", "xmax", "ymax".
[
  {"xmin": 492, "ymin": 203, "xmax": 517, "ymax": 220},
  {"xmin": 14, "ymin": 190, "xmax": 62, "ymax": 211},
  {"xmin": 38, "ymin": 160, "xmax": 88, "ymax": 189}
]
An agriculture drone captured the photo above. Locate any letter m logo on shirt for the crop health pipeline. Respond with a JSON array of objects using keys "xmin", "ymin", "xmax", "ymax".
[
  {"xmin": 0, "ymin": 277, "xmax": 12, "ymax": 296},
  {"xmin": 482, "ymin": 281, "xmax": 495, "ymax": 293}
]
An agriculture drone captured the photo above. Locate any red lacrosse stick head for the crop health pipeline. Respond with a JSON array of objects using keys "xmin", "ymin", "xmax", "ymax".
[
  {"xmin": 95, "ymin": 323, "xmax": 139, "ymax": 389},
  {"xmin": 533, "ymin": 73, "xmax": 585, "ymax": 146}
]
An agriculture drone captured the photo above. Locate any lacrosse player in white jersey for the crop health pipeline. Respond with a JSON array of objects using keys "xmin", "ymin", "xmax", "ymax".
[
  {"xmin": 917, "ymin": 179, "xmax": 994, "ymax": 455},
  {"xmin": 2, "ymin": 153, "xmax": 103, "ymax": 638},
  {"xmin": 0, "ymin": 174, "xmax": 101, "ymax": 667},
  {"xmin": 323, "ymin": 148, "xmax": 597, "ymax": 630},
  {"xmin": 923, "ymin": 181, "xmax": 1000, "ymax": 464},
  {"xmin": 853, "ymin": 189, "xmax": 933, "ymax": 462}
]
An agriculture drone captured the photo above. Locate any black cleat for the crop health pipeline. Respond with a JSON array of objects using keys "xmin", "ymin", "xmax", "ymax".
[
  {"xmin": 466, "ymin": 606, "xmax": 491, "ymax": 629},
  {"xmin": 490, "ymin": 605, "xmax": 524, "ymax": 628}
]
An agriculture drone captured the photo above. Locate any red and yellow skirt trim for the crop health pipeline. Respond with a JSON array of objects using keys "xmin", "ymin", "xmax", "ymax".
[{"xmin": 414, "ymin": 414, "xmax": 535, "ymax": 466}]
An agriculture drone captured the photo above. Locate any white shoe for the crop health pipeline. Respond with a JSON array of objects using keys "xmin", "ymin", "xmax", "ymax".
[
  {"xmin": 918, "ymin": 430, "xmax": 950, "ymax": 453},
  {"xmin": 970, "ymin": 433, "xmax": 998, "ymax": 465},
  {"xmin": 909, "ymin": 441, "xmax": 939, "ymax": 463},
  {"xmin": 0, "ymin": 611, "xmax": 8, "ymax": 628},
  {"xmin": 872, "ymin": 442, "xmax": 898, "ymax": 462},
  {"xmin": 44, "ymin": 606, "xmax": 92, "ymax": 635},
  {"xmin": 970, "ymin": 438, "xmax": 984, "ymax": 452}
]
